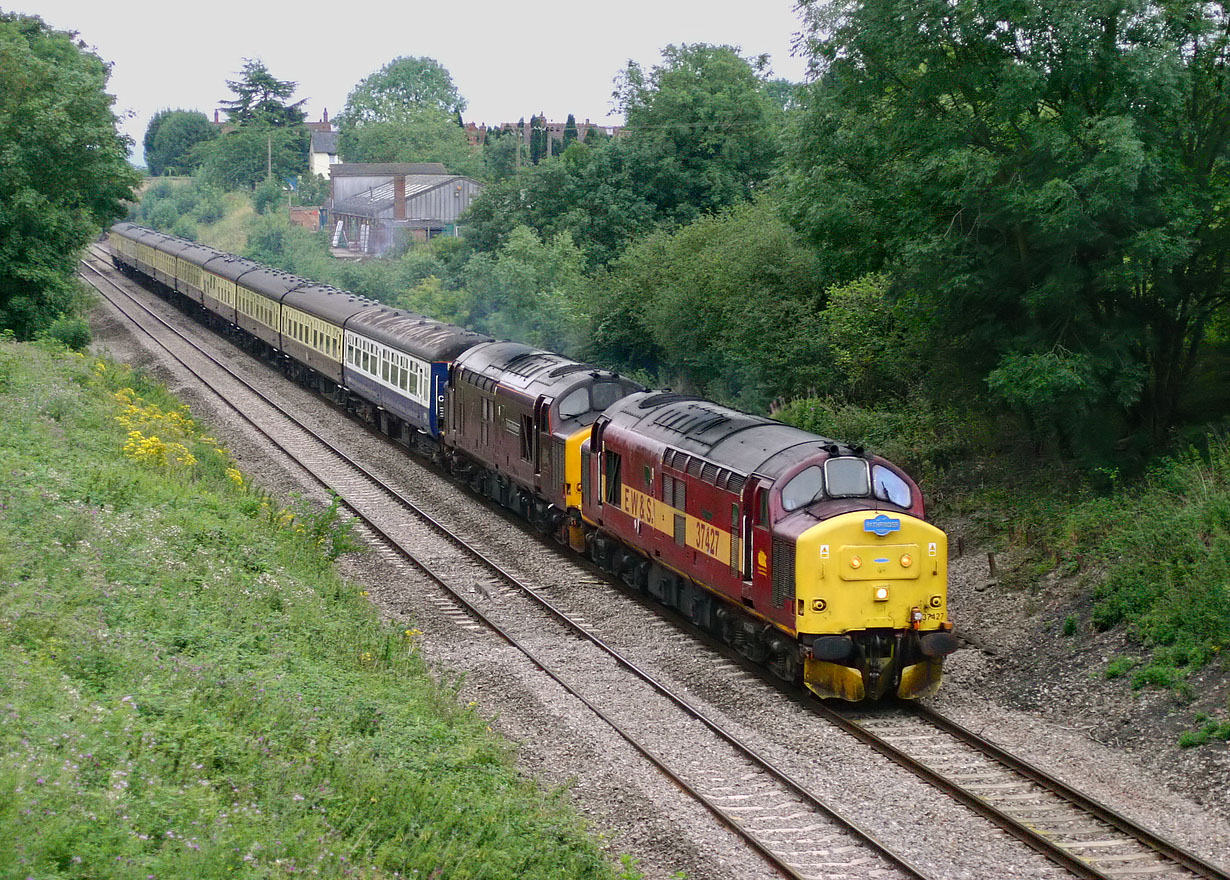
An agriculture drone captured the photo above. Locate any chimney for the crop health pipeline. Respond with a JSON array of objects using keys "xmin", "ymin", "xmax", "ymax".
[
  {"xmin": 322, "ymin": 107, "xmax": 329, "ymax": 124},
  {"xmin": 394, "ymin": 175, "xmax": 406, "ymax": 221},
  {"xmin": 214, "ymin": 109, "xmax": 219, "ymax": 123}
]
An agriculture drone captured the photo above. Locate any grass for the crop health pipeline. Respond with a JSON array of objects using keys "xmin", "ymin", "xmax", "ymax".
[{"xmin": 0, "ymin": 340, "xmax": 627, "ymax": 879}]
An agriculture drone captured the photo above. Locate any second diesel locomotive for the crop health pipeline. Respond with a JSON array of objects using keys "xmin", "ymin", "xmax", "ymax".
[{"xmin": 107, "ymin": 221, "xmax": 957, "ymax": 700}]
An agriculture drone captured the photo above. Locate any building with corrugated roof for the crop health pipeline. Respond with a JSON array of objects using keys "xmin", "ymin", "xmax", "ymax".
[{"xmin": 327, "ymin": 163, "xmax": 484, "ymax": 254}]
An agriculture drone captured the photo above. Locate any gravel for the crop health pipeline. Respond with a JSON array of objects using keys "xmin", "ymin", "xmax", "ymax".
[{"xmin": 87, "ymin": 269, "xmax": 1230, "ymax": 879}]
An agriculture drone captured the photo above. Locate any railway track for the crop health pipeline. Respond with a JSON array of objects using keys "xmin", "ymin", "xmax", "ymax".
[
  {"xmin": 81, "ymin": 248, "xmax": 935, "ymax": 880},
  {"xmin": 817, "ymin": 701, "xmax": 1230, "ymax": 880},
  {"xmin": 81, "ymin": 247, "xmax": 1230, "ymax": 880}
]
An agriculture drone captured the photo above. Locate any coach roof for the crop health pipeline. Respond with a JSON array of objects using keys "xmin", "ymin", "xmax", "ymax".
[{"xmin": 346, "ymin": 306, "xmax": 492, "ymax": 362}]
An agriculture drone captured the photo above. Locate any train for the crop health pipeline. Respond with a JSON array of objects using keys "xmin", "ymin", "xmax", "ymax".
[{"xmin": 106, "ymin": 221, "xmax": 957, "ymax": 701}]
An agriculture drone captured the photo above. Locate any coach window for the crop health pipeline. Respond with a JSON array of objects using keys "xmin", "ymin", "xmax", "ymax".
[{"xmin": 872, "ymin": 465, "xmax": 912, "ymax": 508}]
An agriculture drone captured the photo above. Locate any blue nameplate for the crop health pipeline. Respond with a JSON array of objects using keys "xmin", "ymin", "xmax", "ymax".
[{"xmin": 864, "ymin": 514, "xmax": 901, "ymax": 537}]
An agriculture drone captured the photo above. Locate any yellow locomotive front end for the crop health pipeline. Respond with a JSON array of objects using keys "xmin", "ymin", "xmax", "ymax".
[{"xmin": 794, "ymin": 511, "xmax": 956, "ymax": 701}]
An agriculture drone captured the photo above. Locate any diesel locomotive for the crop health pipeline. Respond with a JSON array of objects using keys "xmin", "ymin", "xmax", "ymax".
[{"xmin": 107, "ymin": 221, "xmax": 957, "ymax": 700}]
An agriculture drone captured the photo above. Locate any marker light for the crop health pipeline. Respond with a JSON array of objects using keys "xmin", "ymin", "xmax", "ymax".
[
  {"xmin": 850, "ymin": 556, "xmax": 863, "ymax": 570},
  {"xmin": 874, "ymin": 587, "xmax": 889, "ymax": 601},
  {"xmin": 900, "ymin": 554, "xmax": 913, "ymax": 568},
  {"xmin": 812, "ymin": 599, "xmax": 827, "ymax": 612}
]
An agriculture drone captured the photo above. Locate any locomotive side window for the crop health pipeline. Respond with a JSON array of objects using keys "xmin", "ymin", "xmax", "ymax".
[
  {"xmin": 824, "ymin": 457, "xmax": 871, "ymax": 497},
  {"xmin": 872, "ymin": 465, "xmax": 912, "ymax": 507},
  {"xmin": 604, "ymin": 450, "xmax": 622, "ymax": 504},
  {"xmin": 780, "ymin": 466, "xmax": 824, "ymax": 512}
]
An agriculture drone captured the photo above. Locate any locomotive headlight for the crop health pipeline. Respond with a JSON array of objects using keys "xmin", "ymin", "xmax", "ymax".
[
  {"xmin": 900, "ymin": 554, "xmax": 913, "ymax": 568},
  {"xmin": 874, "ymin": 587, "xmax": 889, "ymax": 602},
  {"xmin": 850, "ymin": 556, "xmax": 863, "ymax": 570}
]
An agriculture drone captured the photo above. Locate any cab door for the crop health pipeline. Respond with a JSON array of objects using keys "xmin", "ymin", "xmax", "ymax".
[
  {"xmin": 533, "ymin": 395, "xmax": 549, "ymax": 478},
  {"xmin": 743, "ymin": 478, "xmax": 773, "ymax": 610}
]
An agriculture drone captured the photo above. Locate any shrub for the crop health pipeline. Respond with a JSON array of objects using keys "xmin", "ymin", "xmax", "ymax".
[
  {"xmin": 41, "ymin": 315, "xmax": 91, "ymax": 351},
  {"xmin": 252, "ymin": 177, "xmax": 284, "ymax": 214}
]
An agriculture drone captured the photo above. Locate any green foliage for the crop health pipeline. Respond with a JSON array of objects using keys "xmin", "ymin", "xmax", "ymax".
[
  {"xmin": 1178, "ymin": 709, "xmax": 1230, "ymax": 748},
  {"xmin": 775, "ymin": 394, "xmax": 989, "ymax": 494},
  {"xmin": 339, "ymin": 56, "xmax": 467, "ymax": 124},
  {"xmin": 197, "ymin": 125, "xmax": 308, "ymax": 190},
  {"xmin": 144, "ymin": 109, "xmax": 217, "ymax": 175},
  {"xmin": 459, "ymin": 226, "xmax": 590, "ymax": 352},
  {"xmin": 786, "ymin": 0, "xmax": 1230, "ymax": 460},
  {"xmin": 593, "ymin": 198, "xmax": 825, "ymax": 408},
  {"xmin": 466, "ymin": 44, "xmax": 782, "ymax": 268},
  {"xmin": 1062, "ymin": 615, "xmax": 1078, "ymax": 637},
  {"xmin": 0, "ymin": 342, "xmax": 624, "ymax": 879},
  {"xmin": 483, "ymin": 127, "xmax": 522, "ymax": 181},
  {"xmin": 252, "ymin": 177, "xmax": 284, "ymax": 214},
  {"xmin": 219, "ymin": 58, "xmax": 306, "ymax": 126},
  {"xmin": 293, "ymin": 172, "xmax": 329, "ymax": 206},
  {"xmin": 614, "ymin": 44, "xmax": 779, "ymax": 217},
  {"xmin": 1105, "ymin": 656, "xmax": 1138, "ymax": 680},
  {"xmin": 133, "ymin": 178, "xmax": 229, "ymax": 233},
  {"xmin": 39, "ymin": 314, "xmax": 91, "ymax": 351},
  {"xmin": 0, "ymin": 12, "xmax": 139, "ymax": 339},
  {"xmin": 338, "ymin": 106, "xmax": 482, "ymax": 177}
]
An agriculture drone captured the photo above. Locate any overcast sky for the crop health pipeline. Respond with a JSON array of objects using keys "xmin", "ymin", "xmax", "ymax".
[{"xmin": 22, "ymin": 0, "xmax": 812, "ymax": 165}]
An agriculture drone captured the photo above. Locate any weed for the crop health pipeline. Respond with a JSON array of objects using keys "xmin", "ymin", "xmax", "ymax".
[
  {"xmin": 1062, "ymin": 615, "xmax": 1078, "ymax": 637},
  {"xmin": 1105, "ymin": 656, "xmax": 1137, "ymax": 679},
  {"xmin": 0, "ymin": 342, "xmax": 620, "ymax": 880}
]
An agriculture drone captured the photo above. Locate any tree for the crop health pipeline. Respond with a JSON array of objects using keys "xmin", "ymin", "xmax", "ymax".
[
  {"xmin": 0, "ymin": 12, "xmax": 138, "ymax": 338},
  {"xmin": 614, "ymin": 44, "xmax": 780, "ymax": 219},
  {"xmin": 529, "ymin": 114, "xmax": 546, "ymax": 164},
  {"xmin": 563, "ymin": 113, "xmax": 578, "ymax": 147},
  {"xmin": 220, "ymin": 58, "xmax": 306, "ymax": 127},
  {"xmin": 593, "ymin": 198, "xmax": 826, "ymax": 407},
  {"xmin": 143, "ymin": 108, "xmax": 173, "ymax": 172},
  {"xmin": 340, "ymin": 56, "xmax": 467, "ymax": 125},
  {"xmin": 198, "ymin": 125, "xmax": 307, "ymax": 190},
  {"xmin": 481, "ymin": 127, "xmax": 521, "ymax": 181},
  {"xmin": 199, "ymin": 59, "xmax": 308, "ymax": 188},
  {"xmin": 145, "ymin": 110, "xmax": 217, "ymax": 175},
  {"xmin": 337, "ymin": 107, "xmax": 482, "ymax": 177},
  {"xmin": 464, "ymin": 44, "xmax": 783, "ymax": 269},
  {"xmin": 786, "ymin": 0, "xmax": 1230, "ymax": 457}
]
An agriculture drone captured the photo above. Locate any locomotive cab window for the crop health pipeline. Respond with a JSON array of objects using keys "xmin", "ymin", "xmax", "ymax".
[
  {"xmin": 824, "ymin": 457, "xmax": 871, "ymax": 498},
  {"xmin": 558, "ymin": 387, "xmax": 588, "ymax": 419},
  {"xmin": 591, "ymin": 381, "xmax": 623, "ymax": 411},
  {"xmin": 873, "ymin": 465, "xmax": 912, "ymax": 508},
  {"xmin": 780, "ymin": 466, "xmax": 824, "ymax": 512}
]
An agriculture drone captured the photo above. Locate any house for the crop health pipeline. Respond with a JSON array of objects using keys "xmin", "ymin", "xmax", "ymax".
[
  {"xmin": 310, "ymin": 129, "xmax": 340, "ymax": 179},
  {"xmin": 328, "ymin": 163, "xmax": 484, "ymax": 254}
]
